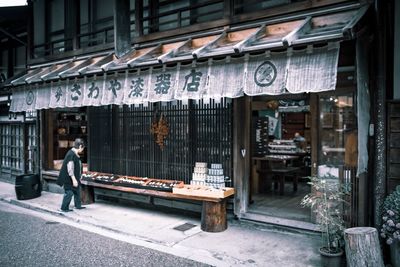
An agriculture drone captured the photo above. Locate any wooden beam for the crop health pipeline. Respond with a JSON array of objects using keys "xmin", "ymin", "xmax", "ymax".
[
  {"xmin": 40, "ymin": 61, "xmax": 76, "ymax": 80},
  {"xmin": 157, "ymin": 39, "xmax": 191, "ymax": 63},
  {"xmin": 101, "ymin": 49, "xmax": 137, "ymax": 71},
  {"xmin": 342, "ymin": 5, "xmax": 369, "ymax": 40},
  {"xmin": 233, "ymin": 24, "xmax": 266, "ymax": 53},
  {"xmin": 0, "ymin": 28, "xmax": 26, "ymax": 46},
  {"xmin": 59, "ymin": 57, "xmax": 94, "ymax": 78},
  {"xmin": 127, "ymin": 44, "xmax": 162, "ymax": 67},
  {"xmin": 26, "ymin": 66, "xmax": 59, "ymax": 84},
  {"xmin": 282, "ymin": 17, "xmax": 312, "ymax": 47},
  {"xmin": 192, "ymin": 30, "xmax": 227, "ymax": 59},
  {"xmin": 11, "ymin": 67, "xmax": 43, "ymax": 85},
  {"xmin": 78, "ymin": 53, "xmax": 114, "ymax": 74}
]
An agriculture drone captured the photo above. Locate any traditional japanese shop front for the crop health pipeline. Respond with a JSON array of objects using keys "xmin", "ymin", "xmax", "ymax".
[{"xmin": 8, "ymin": 4, "xmax": 369, "ymax": 228}]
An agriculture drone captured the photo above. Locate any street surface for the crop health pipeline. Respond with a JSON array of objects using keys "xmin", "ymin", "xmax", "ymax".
[{"xmin": 0, "ymin": 202, "xmax": 210, "ymax": 267}]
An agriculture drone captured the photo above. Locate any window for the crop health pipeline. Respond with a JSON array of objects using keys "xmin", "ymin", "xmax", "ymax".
[
  {"xmin": 26, "ymin": 123, "xmax": 38, "ymax": 173},
  {"xmin": 318, "ymin": 93, "xmax": 357, "ymax": 178},
  {"xmin": 0, "ymin": 124, "xmax": 24, "ymax": 171},
  {"xmin": 47, "ymin": 108, "xmax": 88, "ymax": 170},
  {"xmin": 79, "ymin": 0, "xmax": 114, "ymax": 48}
]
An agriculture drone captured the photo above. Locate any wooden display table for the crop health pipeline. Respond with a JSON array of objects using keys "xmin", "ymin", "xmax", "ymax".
[{"xmin": 80, "ymin": 180, "xmax": 234, "ymax": 233}]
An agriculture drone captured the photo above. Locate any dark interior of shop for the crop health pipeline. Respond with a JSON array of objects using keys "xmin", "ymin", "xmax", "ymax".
[{"xmin": 249, "ymin": 97, "xmax": 312, "ymax": 222}]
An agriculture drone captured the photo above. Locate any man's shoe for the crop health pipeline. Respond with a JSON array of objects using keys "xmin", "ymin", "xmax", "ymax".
[
  {"xmin": 60, "ymin": 208, "xmax": 73, "ymax": 212},
  {"xmin": 75, "ymin": 206, "xmax": 86, "ymax": 210}
]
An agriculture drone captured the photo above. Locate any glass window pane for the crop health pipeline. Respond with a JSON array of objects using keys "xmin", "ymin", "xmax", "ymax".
[{"xmin": 318, "ymin": 93, "xmax": 357, "ymax": 178}]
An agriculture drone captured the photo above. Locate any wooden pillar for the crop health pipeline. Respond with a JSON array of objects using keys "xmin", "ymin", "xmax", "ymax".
[
  {"xmin": 310, "ymin": 93, "xmax": 318, "ymax": 176},
  {"xmin": 149, "ymin": 0, "xmax": 159, "ymax": 33},
  {"xmin": 373, "ymin": 0, "xmax": 388, "ymax": 229},
  {"xmin": 224, "ymin": 0, "xmax": 233, "ymax": 18},
  {"xmin": 7, "ymin": 43, "xmax": 14, "ymax": 78},
  {"xmin": 26, "ymin": 0, "xmax": 34, "ymax": 60},
  {"xmin": 233, "ymin": 96, "xmax": 251, "ymax": 217},
  {"xmin": 114, "ymin": 0, "xmax": 131, "ymax": 58},
  {"xmin": 344, "ymin": 227, "xmax": 384, "ymax": 267},
  {"xmin": 134, "ymin": 0, "xmax": 143, "ymax": 37},
  {"xmin": 65, "ymin": 0, "xmax": 79, "ymax": 51},
  {"xmin": 201, "ymin": 200, "xmax": 227, "ymax": 232}
]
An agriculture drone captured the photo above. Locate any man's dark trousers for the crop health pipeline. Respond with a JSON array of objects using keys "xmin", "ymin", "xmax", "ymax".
[{"xmin": 61, "ymin": 186, "xmax": 81, "ymax": 210}]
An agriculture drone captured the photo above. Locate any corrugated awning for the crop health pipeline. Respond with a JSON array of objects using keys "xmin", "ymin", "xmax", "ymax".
[{"xmin": 8, "ymin": 4, "xmax": 368, "ymax": 112}]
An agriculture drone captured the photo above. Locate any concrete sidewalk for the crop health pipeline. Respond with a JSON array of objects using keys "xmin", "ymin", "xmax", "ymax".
[{"xmin": 0, "ymin": 181, "xmax": 322, "ymax": 267}]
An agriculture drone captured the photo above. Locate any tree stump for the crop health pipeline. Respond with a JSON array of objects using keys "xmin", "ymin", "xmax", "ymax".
[{"xmin": 344, "ymin": 227, "xmax": 384, "ymax": 267}]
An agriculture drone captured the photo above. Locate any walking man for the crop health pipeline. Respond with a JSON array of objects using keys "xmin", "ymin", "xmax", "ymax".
[{"xmin": 57, "ymin": 138, "xmax": 86, "ymax": 212}]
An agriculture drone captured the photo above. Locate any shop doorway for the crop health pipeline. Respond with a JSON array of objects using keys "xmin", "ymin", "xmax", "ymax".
[
  {"xmin": 247, "ymin": 90, "xmax": 357, "ymax": 226},
  {"xmin": 248, "ymin": 96, "xmax": 312, "ymax": 222}
]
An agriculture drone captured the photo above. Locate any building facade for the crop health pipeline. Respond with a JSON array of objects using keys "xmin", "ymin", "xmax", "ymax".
[
  {"xmin": 0, "ymin": 0, "xmax": 398, "ymax": 233},
  {"xmin": 0, "ymin": 4, "xmax": 39, "ymax": 181}
]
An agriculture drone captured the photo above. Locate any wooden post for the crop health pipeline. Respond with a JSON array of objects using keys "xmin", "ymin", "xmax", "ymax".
[
  {"xmin": 114, "ymin": 0, "xmax": 131, "ymax": 58},
  {"xmin": 201, "ymin": 200, "xmax": 227, "ymax": 232},
  {"xmin": 80, "ymin": 184, "xmax": 94, "ymax": 205},
  {"xmin": 344, "ymin": 227, "xmax": 384, "ymax": 267}
]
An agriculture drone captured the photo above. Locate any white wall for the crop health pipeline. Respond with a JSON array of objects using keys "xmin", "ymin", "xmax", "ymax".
[{"xmin": 395, "ymin": 0, "xmax": 400, "ymax": 99}]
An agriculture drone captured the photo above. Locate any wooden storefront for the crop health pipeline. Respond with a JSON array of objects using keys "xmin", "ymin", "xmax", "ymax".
[{"xmin": 5, "ymin": 0, "xmax": 391, "ymax": 232}]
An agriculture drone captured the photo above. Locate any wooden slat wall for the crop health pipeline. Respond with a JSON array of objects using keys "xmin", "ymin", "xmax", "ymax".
[
  {"xmin": 88, "ymin": 100, "xmax": 233, "ymax": 186},
  {"xmin": 387, "ymin": 101, "xmax": 400, "ymax": 193}
]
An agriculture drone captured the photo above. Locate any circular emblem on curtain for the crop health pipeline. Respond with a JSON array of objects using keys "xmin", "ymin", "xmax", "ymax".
[
  {"xmin": 26, "ymin": 90, "xmax": 34, "ymax": 105},
  {"xmin": 254, "ymin": 61, "xmax": 277, "ymax": 87}
]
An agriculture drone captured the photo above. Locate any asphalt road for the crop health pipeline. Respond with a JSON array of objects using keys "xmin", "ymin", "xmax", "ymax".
[{"xmin": 0, "ymin": 204, "xmax": 210, "ymax": 267}]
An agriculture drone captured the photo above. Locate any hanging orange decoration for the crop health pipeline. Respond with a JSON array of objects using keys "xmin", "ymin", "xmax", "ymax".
[{"xmin": 150, "ymin": 113, "xmax": 169, "ymax": 150}]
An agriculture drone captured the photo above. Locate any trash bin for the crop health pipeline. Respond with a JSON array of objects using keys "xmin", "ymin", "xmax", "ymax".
[{"xmin": 15, "ymin": 174, "xmax": 41, "ymax": 200}]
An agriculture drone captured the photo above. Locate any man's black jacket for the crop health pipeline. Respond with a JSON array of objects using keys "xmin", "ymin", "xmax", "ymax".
[{"xmin": 56, "ymin": 149, "xmax": 82, "ymax": 190}]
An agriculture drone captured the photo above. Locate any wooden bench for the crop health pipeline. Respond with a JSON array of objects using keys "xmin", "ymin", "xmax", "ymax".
[{"xmin": 80, "ymin": 180, "xmax": 234, "ymax": 233}]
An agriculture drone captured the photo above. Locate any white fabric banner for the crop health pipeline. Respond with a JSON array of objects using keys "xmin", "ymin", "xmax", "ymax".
[
  {"xmin": 208, "ymin": 56, "xmax": 244, "ymax": 99},
  {"xmin": 101, "ymin": 72, "xmax": 125, "ymax": 106},
  {"xmin": 147, "ymin": 66, "xmax": 177, "ymax": 102},
  {"xmin": 82, "ymin": 75, "xmax": 104, "ymax": 107},
  {"xmin": 123, "ymin": 69, "xmax": 151, "ymax": 105},
  {"xmin": 49, "ymin": 79, "xmax": 68, "ymax": 108},
  {"xmin": 35, "ymin": 83, "xmax": 51, "ymax": 110},
  {"xmin": 244, "ymin": 51, "xmax": 288, "ymax": 96},
  {"xmin": 25, "ymin": 84, "xmax": 37, "ymax": 111},
  {"xmin": 9, "ymin": 86, "xmax": 24, "ymax": 112},
  {"xmin": 175, "ymin": 61, "xmax": 209, "ymax": 100},
  {"xmin": 10, "ymin": 85, "xmax": 34, "ymax": 112},
  {"xmin": 286, "ymin": 43, "xmax": 340, "ymax": 93},
  {"xmin": 9, "ymin": 43, "xmax": 340, "ymax": 112},
  {"xmin": 65, "ymin": 78, "xmax": 85, "ymax": 107}
]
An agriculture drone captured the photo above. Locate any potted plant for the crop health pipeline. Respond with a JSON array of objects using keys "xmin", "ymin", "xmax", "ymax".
[
  {"xmin": 380, "ymin": 185, "xmax": 400, "ymax": 267},
  {"xmin": 301, "ymin": 175, "xmax": 348, "ymax": 267}
]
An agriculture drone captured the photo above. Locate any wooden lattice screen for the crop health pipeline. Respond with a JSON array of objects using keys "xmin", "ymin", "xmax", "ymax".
[{"xmin": 88, "ymin": 99, "xmax": 233, "ymax": 186}]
